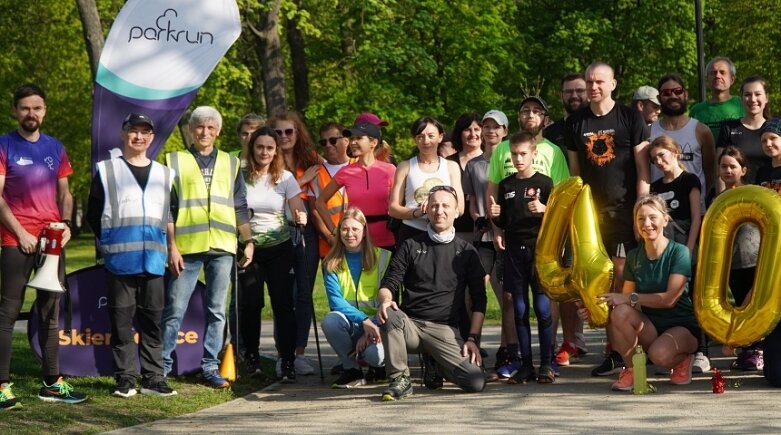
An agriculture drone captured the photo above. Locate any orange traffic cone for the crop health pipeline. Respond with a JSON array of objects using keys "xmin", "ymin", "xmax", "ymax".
[{"xmin": 219, "ymin": 342, "xmax": 237, "ymax": 382}]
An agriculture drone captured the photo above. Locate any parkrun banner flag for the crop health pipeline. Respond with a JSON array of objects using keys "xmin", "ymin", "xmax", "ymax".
[{"xmin": 91, "ymin": 0, "xmax": 241, "ymax": 167}]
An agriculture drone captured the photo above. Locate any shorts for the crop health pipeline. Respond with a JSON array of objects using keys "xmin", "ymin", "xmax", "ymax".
[
  {"xmin": 600, "ymin": 209, "xmax": 636, "ymax": 258},
  {"xmin": 650, "ymin": 318, "xmax": 702, "ymax": 345}
]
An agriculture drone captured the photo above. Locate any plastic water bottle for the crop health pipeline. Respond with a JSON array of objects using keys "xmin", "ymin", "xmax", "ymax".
[{"xmin": 632, "ymin": 345, "xmax": 650, "ymax": 394}]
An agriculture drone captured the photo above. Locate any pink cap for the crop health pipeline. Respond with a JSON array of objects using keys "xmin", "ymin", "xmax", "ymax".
[{"xmin": 354, "ymin": 112, "xmax": 389, "ymax": 127}]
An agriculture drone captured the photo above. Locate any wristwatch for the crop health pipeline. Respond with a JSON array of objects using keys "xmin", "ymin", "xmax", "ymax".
[{"xmin": 629, "ymin": 292, "xmax": 639, "ymax": 308}]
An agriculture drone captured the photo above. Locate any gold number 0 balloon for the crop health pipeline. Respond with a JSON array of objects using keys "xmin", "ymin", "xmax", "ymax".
[
  {"xmin": 695, "ymin": 185, "xmax": 781, "ymax": 346},
  {"xmin": 535, "ymin": 176, "xmax": 613, "ymax": 326}
]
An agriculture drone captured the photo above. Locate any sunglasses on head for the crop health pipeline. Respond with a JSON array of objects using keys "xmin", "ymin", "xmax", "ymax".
[
  {"xmin": 660, "ymin": 87, "xmax": 685, "ymax": 97},
  {"xmin": 274, "ymin": 128, "xmax": 296, "ymax": 136},
  {"xmin": 428, "ymin": 185, "xmax": 458, "ymax": 199},
  {"xmin": 318, "ymin": 136, "xmax": 343, "ymax": 147}
]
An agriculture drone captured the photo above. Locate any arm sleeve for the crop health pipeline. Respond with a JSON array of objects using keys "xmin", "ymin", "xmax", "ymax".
[
  {"xmin": 324, "ymin": 270, "xmax": 368, "ymax": 323},
  {"xmin": 57, "ymin": 146, "xmax": 74, "ymax": 178},
  {"xmin": 85, "ymin": 174, "xmax": 105, "ymax": 235},
  {"xmin": 487, "ymin": 144, "xmax": 505, "ymax": 184},
  {"xmin": 380, "ymin": 240, "xmax": 410, "ymax": 297},
  {"xmin": 284, "ymin": 173, "xmax": 303, "ymax": 199},
  {"xmin": 669, "ymin": 243, "xmax": 692, "ymax": 277},
  {"xmin": 233, "ymin": 171, "xmax": 250, "ymax": 226},
  {"xmin": 462, "ymin": 162, "xmax": 475, "ymax": 196},
  {"xmin": 465, "ymin": 245, "xmax": 488, "ymax": 313},
  {"xmin": 623, "ymin": 250, "xmax": 637, "ymax": 282}
]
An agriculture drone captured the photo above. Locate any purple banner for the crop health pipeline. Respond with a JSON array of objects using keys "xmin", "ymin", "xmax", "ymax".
[{"xmin": 28, "ymin": 265, "xmax": 208, "ymax": 377}]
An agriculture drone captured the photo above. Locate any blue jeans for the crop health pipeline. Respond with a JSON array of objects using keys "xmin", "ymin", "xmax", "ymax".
[
  {"xmin": 162, "ymin": 253, "xmax": 234, "ymax": 375},
  {"xmin": 321, "ymin": 311, "xmax": 383, "ymax": 370},
  {"xmin": 504, "ymin": 243, "xmax": 553, "ymax": 368},
  {"xmin": 291, "ymin": 223, "xmax": 320, "ymax": 349}
]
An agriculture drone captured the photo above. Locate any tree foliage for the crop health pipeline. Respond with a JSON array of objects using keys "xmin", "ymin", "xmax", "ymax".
[{"xmin": 0, "ymin": 0, "xmax": 779, "ymax": 200}]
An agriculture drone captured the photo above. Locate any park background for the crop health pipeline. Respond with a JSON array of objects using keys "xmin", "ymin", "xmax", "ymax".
[{"xmin": 0, "ymin": 1, "xmax": 779, "ymax": 433}]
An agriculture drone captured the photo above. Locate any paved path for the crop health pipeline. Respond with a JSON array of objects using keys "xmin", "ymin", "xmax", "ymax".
[{"xmin": 106, "ymin": 322, "xmax": 781, "ymax": 434}]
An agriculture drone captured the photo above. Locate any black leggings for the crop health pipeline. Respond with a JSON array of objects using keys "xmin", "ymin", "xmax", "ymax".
[
  {"xmin": 0, "ymin": 247, "xmax": 64, "ymax": 382},
  {"xmin": 238, "ymin": 240, "xmax": 296, "ymax": 362}
]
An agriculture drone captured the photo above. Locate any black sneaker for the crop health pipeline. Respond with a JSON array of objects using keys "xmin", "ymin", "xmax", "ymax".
[
  {"xmin": 365, "ymin": 366, "xmax": 387, "ymax": 384},
  {"xmin": 508, "ymin": 365, "xmax": 536, "ymax": 384},
  {"xmin": 494, "ymin": 347, "xmax": 509, "ymax": 371},
  {"xmin": 246, "ymin": 353, "xmax": 263, "ymax": 378},
  {"xmin": 331, "ymin": 368, "xmax": 365, "ymax": 389},
  {"xmin": 38, "ymin": 377, "xmax": 88, "ymax": 404},
  {"xmin": 280, "ymin": 358, "xmax": 296, "ymax": 384},
  {"xmin": 140, "ymin": 377, "xmax": 177, "ymax": 397},
  {"xmin": 382, "ymin": 374, "xmax": 413, "ymax": 401},
  {"xmin": 330, "ymin": 363, "xmax": 344, "ymax": 375},
  {"xmin": 591, "ymin": 351, "xmax": 624, "ymax": 377},
  {"xmin": 111, "ymin": 377, "xmax": 137, "ymax": 398},
  {"xmin": 422, "ymin": 354, "xmax": 444, "ymax": 390}
]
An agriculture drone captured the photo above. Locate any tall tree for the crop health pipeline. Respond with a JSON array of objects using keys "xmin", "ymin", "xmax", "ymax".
[
  {"xmin": 249, "ymin": 0, "xmax": 288, "ymax": 117},
  {"xmin": 285, "ymin": 0, "xmax": 310, "ymax": 113},
  {"xmin": 75, "ymin": 0, "xmax": 104, "ymax": 79}
]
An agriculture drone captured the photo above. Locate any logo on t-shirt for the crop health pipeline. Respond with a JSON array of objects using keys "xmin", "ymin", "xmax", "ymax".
[
  {"xmin": 583, "ymin": 130, "xmax": 616, "ymax": 166},
  {"xmin": 15, "ymin": 157, "xmax": 33, "ymax": 166},
  {"xmin": 504, "ymin": 191, "xmax": 516, "ymax": 200},
  {"xmin": 679, "ymin": 141, "xmax": 695, "ymax": 162},
  {"xmin": 524, "ymin": 187, "xmax": 540, "ymax": 199}
]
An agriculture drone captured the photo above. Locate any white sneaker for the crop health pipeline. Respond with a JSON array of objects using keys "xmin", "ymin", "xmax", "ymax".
[
  {"xmin": 692, "ymin": 351, "xmax": 711, "ymax": 373},
  {"xmin": 295, "ymin": 355, "xmax": 315, "ymax": 375}
]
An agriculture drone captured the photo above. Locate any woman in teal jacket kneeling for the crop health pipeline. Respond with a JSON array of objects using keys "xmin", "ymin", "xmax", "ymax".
[{"xmin": 321, "ymin": 208, "xmax": 391, "ymax": 388}]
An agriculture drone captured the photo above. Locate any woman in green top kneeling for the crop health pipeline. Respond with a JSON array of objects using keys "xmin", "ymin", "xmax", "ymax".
[
  {"xmin": 580, "ymin": 195, "xmax": 700, "ymax": 392},
  {"xmin": 321, "ymin": 208, "xmax": 392, "ymax": 388}
]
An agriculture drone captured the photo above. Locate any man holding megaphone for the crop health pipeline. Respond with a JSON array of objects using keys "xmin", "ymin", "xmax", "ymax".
[
  {"xmin": 0, "ymin": 84, "xmax": 87, "ymax": 410},
  {"xmin": 87, "ymin": 113, "xmax": 177, "ymax": 399}
]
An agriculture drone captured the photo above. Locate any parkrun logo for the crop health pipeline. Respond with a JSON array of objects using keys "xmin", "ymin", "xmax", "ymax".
[
  {"xmin": 59, "ymin": 329, "xmax": 199, "ymax": 346},
  {"xmin": 128, "ymin": 8, "xmax": 214, "ymax": 45}
]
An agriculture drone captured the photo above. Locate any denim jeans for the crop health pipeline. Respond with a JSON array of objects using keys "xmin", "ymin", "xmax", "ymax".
[
  {"xmin": 162, "ymin": 253, "xmax": 234, "ymax": 375},
  {"xmin": 291, "ymin": 222, "xmax": 320, "ymax": 349},
  {"xmin": 321, "ymin": 311, "xmax": 383, "ymax": 370}
]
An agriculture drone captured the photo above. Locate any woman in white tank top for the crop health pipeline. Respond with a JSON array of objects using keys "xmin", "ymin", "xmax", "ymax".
[{"xmin": 388, "ymin": 116, "xmax": 464, "ymax": 247}]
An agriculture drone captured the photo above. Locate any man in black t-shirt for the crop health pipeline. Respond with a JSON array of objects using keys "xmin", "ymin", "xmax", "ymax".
[{"xmin": 565, "ymin": 62, "xmax": 650, "ymax": 376}]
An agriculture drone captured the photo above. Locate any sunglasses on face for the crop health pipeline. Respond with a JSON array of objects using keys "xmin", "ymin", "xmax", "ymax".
[
  {"xmin": 274, "ymin": 128, "xmax": 296, "ymax": 136},
  {"xmin": 660, "ymin": 87, "xmax": 685, "ymax": 97},
  {"xmin": 428, "ymin": 185, "xmax": 458, "ymax": 199},
  {"xmin": 318, "ymin": 136, "xmax": 343, "ymax": 147}
]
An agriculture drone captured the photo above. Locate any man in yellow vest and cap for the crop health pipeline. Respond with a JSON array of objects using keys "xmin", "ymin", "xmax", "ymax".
[{"xmin": 162, "ymin": 106, "xmax": 254, "ymax": 389}]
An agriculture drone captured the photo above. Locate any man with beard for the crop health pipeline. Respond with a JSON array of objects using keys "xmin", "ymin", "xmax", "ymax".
[
  {"xmin": 650, "ymin": 74, "xmax": 715, "ymax": 210},
  {"xmin": 565, "ymin": 62, "xmax": 650, "ymax": 377},
  {"xmin": 689, "ymin": 56, "xmax": 745, "ymax": 144},
  {"xmin": 0, "ymin": 84, "xmax": 87, "ymax": 409},
  {"xmin": 544, "ymin": 73, "xmax": 589, "ymax": 157},
  {"xmin": 631, "ymin": 86, "xmax": 662, "ymax": 126},
  {"xmin": 485, "ymin": 97, "xmax": 569, "ymax": 380}
]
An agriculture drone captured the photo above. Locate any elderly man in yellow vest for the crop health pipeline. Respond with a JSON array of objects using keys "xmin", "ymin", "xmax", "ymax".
[{"xmin": 161, "ymin": 106, "xmax": 254, "ymax": 389}]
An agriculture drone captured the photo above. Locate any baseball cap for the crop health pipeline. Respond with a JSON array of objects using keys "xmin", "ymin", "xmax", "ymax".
[
  {"xmin": 122, "ymin": 113, "xmax": 155, "ymax": 131},
  {"xmin": 354, "ymin": 112, "xmax": 389, "ymax": 127},
  {"xmin": 760, "ymin": 118, "xmax": 781, "ymax": 138},
  {"xmin": 343, "ymin": 121, "xmax": 382, "ymax": 140},
  {"xmin": 633, "ymin": 86, "xmax": 660, "ymax": 105},
  {"xmin": 519, "ymin": 96, "xmax": 549, "ymax": 114},
  {"xmin": 482, "ymin": 110, "xmax": 509, "ymax": 127}
]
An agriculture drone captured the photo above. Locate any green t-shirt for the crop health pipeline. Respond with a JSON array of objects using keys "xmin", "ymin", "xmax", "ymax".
[
  {"xmin": 689, "ymin": 95, "xmax": 745, "ymax": 144},
  {"xmin": 624, "ymin": 240, "xmax": 696, "ymax": 332},
  {"xmin": 487, "ymin": 138, "xmax": 570, "ymax": 185}
]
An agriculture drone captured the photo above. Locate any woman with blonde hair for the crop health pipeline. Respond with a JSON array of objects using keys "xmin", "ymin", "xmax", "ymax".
[
  {"xmin": 321, "ymin": 208, "xmax": 391, "ymax": 388},
  {"xmin": 579, "ymin": 195, "xmax": 699, "ymax": 391}
]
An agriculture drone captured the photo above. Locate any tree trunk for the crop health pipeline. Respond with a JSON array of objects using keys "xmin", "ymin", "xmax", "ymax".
[
  {"xmin": 286, "ymin": 2, "xmax": 310, "ymax": 114},
  {"xmin": 250, "ymin": 0, "xmax": 287, "ymax": 117},
  {"xmin": 75, "ymin": 0, "xmax": 105, "ymax": 79}
]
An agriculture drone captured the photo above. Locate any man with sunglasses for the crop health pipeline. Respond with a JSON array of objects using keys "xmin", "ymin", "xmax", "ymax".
[
  {"xmin": 377, "ymin": 185, "xmax": 487, "ymax": 400},
  {"xmin": 565, "ymin": 62, "xmax": 651, "ymax": 377},
  {"xmin": 650, "ymin": 74, "xmax": 715, "ymax": 211},
  {"xmin": 311, "ymin": 122, "xmax": 352, "ymax": 259},
  {"xmin": 689, "ymin": 56, "xmax": 745, "ymax": 144}
]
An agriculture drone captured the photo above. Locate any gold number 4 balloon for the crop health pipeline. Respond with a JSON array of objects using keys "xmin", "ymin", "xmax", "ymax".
[{"xmin": 535, "ymin": 177, "xmax": 613, "ymax": 327}]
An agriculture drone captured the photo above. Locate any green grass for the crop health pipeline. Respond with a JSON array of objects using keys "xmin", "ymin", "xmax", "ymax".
[{"xmin": 4, "ymin": 232, "xmax": 502, "ymax": 434}]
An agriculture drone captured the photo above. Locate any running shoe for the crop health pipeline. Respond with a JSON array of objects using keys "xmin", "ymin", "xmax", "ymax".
[
  {"xmin": 611, "ymin": 368, "xmax": 633, "ymax": 391},
  {"xmin": 591, "ymin": 351, "xmax": 624, "ymax": 376},
  {"xmin": 295, "ymin": 356, "xmax": 315, "ymax": 376},
  {"xmin": 111, "ymin": 377, "xmax": 137, "ymax": 398},
  {"xmin": 280, "ymin": 359, "xmax": 297, "ymax": 384},
  {"xmin": 670, "ymin": 354, "xmax": 693, "ymax": 385},
  {"xmin": 382, "ymin": 375, "xmax": 413, "ymax": 401},
  {"xmin": 496, "ymin": 357, "xmax": 522, "ymax": 378},
  {"xmin": 331, "ymin": 368, "xmax": 365, "ymax": 389},
  {"xmin": 692, "ymin": 351, "xmax": 711, "ymax": 373},
  {"xmin": 140, "ymin": 377, "xmax": 177, "ymax": 396},
  {"xmin": 0, "ymin": 382, "xmax": 22, "ymax": 410},
  {"xmin": 38, "ymin": 377, "xmax": 88, "ymax": 404}
]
